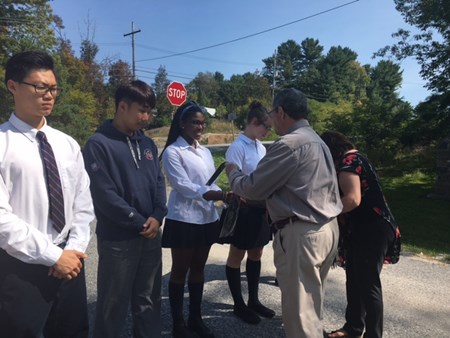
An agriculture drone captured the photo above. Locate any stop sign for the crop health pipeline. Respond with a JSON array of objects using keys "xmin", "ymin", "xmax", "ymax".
[{"xmin": 166, "ymin": 81, "xmax": 187, "ymax": 106}]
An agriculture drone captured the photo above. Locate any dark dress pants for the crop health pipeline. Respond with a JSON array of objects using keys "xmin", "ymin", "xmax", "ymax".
[
  {"xmin": 0, "ymin": 249, "xmax": 89, "ymax": 338},
  {"xmin": 343, "ymin": 218, "xmax": 394, "ymax": 338}
]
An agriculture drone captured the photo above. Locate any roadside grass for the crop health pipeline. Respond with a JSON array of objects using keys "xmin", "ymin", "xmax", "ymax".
[
  {"xmin": 211, "ymin": 147, "xmax": 450, "ymax": 262},
  {"xmin": 381, "ymin": 170, "xmax": 450, "ymax": 260}
]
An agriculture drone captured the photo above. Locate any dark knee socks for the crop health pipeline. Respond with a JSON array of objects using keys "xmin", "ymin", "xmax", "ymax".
[
  {"xmin": 246, "ymin": 259, "xmax": 261, "ymax": 304},
  {"xmin": 226, "ymin": 265, "xmax": 246, "ymax": 308}
]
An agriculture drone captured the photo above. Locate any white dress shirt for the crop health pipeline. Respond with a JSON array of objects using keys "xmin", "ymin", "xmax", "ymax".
[
  {"xmin": 162, "ymin": 136, "xmax": 220, "ymax": 224},
  {"xmin": 0, "ymin": 113, "xmax": 94, "ymax": 266},
  {"xmin": 226, "ymin": 133, "xmax": 266, "ymax": 175}
]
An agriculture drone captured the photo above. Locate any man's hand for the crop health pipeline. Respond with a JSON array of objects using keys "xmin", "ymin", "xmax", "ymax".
[
  {"xmin": 225, "ymin": 162, "xmax": 238, "ymax": 176},
  {"xmin": 50, "ymin": 250, "xmax": 87, "ymax": 280},
  {"xmin": 140, "ymin": 217, "xmax": 161, "ymax": 239}
]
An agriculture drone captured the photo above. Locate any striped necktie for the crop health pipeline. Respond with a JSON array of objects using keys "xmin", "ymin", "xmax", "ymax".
[{"xmin": 37, "ymin": 131, "xmax": 65, "ymax": 233}]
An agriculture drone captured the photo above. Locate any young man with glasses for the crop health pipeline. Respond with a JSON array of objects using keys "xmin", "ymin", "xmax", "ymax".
[
  {"xmin": 0, "ymin": 51, "xmax": 95, "ymax": 337},
  {"xmin": 226, "ymin": 88, "xmax": 342, "ymax": 338}
]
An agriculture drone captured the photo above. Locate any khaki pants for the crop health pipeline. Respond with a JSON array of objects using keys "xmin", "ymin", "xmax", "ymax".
[{"xmin": 273, "ymin": 218, "xmax": 338, "ymax": 338}]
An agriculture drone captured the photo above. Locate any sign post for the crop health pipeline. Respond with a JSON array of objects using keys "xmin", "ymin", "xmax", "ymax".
[{"xmin": 166, "ymin": 81, "xmax": 187, "ymax": 106}]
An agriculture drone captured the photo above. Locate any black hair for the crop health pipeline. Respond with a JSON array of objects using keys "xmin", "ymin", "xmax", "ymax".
[
  {"xmin": 160, "ymin": 101, "xmax": 204, "ymax": 159},
  {"xmin": 5, "ymin": 51, "xmax": 56, "ymax": 86},
  {"xmin": 114, "ymin": 80, "xmax": 156, "ymax": 110},
  {"xmin": 320, "ymin": 131, "xmax": 356, "ymax": 162},
  {"xmin": 273, "ymin": 88, "xmax": 308, "ymax": 120},
  {"xmin": 247, "ymin": 100, "xmax": 269, "ymax": 125}
]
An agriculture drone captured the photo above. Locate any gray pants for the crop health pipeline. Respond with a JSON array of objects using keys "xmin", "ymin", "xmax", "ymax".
[
  {"xmin": 273, "ymin": 218, "xmax": 339, "ymax": 338},
  {"xmin": 94, "ymin": 234, "xmax": 162, "ymax": 338}
]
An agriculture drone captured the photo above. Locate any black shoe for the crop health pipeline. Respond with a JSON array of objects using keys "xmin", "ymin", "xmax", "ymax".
[
  {"xmin": 233, "ymin": 305, "xmax": 261, "ymax": 324},
  {"xmin": 187, "ymin": 317, "xmax": 214, "ymax": 338},
  {"xmin": 173, "ymin": 323, "xmax": 199, "ymax": 338},
  {"xmin": 248, "ymin": 300, "xmax": 276, "ymax": 318}
]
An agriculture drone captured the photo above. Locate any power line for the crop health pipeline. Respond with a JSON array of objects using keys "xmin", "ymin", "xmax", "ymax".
[
  {"xmin": 137, "ymin": 0, "xmax": 359, "ymax": 62},
  {"xmin": 135, "ymin": 43, "xmax": 260, "ymax": 67}
]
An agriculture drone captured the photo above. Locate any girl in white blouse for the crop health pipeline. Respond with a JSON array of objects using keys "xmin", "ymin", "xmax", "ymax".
[
  {"xmin": 161, "ymin": 101, "xmax": 225, "ymax": 338},
  {"xmin": 223, "ymin": 101, "xmax": 275, "ymax": 324}
]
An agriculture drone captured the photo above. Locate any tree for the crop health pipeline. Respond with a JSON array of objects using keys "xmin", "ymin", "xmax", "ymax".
[
  {"xmin": 0, "ymin": 0, "xmax": 59, "ymax": 65},
  {"xmin": 316, "ymin": 46, "xmax": 361, "ymax": 103},
  {"xmin": 188, "ymin": 72, "xmax": 221, "ymax": 107},
  {"xmin": 151, "ymin": 65, "xmax": 172, "ymax": 127},
  {"xmin": 107, "ymin": 59, "xmax": 133, "ymax": 93},
  {"xmin": 375, "ymin": 0, "xmax": 450, "ymax": 140},
  {"xmin": 262, "ymin": 39, "xmax": 303, "ymax": 89}
]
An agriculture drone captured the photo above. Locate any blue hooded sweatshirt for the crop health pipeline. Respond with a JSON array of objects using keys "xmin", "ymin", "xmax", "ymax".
[{"xmin": 83, "ymin": 120, "xmax": 167, "ymax": 241}]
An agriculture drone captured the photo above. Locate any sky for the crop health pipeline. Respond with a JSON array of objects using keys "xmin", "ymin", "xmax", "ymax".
[{"xmin": 50, "ymin": 0, "xmax": 430, "ymax": 106}]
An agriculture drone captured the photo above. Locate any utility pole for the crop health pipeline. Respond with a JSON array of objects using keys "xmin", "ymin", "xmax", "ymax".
[
  {"xmin": 123, "ymin": 21, "xmax": 141, "ymax": 80},
  {"xmin": 272, "ymin": 49, "xmax": 277, "ymax": 101}
]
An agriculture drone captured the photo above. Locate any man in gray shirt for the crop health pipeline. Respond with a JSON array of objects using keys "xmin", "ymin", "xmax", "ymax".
[{"xmin": 226, "ymin": 88, "xmax": 342, "ymax": 338}]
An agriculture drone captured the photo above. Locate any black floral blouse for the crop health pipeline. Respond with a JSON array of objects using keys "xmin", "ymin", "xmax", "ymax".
[{"xmin": 336, "ymin": 151, "xmax": 401, "ymax": 265}]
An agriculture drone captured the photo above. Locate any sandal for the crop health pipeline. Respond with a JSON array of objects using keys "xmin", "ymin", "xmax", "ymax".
[
  {"xmin": 327, "ymin": 328, "xmax": 361, "ymax": 338},
  {"xmin": 328, "ymin": 328, "xmax": 349, "ymax": 338}
]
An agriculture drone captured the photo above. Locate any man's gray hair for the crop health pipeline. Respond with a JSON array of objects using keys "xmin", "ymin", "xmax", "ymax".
[{"xmin": 273, "ymin": 88, "xmax": 308, "ymax": 120}]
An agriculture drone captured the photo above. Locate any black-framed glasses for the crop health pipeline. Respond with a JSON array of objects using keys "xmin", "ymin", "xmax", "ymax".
[
  {"xmin": 19, "ymin": 81, "xmax": 62, "ymax": 97},
  {"xmin": 268, "ymin": 106, "xmax": 278, "ymax": 116},
  {"xmin": 190, "ymin": 120, "xmax": 207, "ymax": 127}
]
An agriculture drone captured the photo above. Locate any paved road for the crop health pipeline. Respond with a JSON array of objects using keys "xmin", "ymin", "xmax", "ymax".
[{"xmin": 84, "ymin": 221, "xmax": 450, "ymax": 338}]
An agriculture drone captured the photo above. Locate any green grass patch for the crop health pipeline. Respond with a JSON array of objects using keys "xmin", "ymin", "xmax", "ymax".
[{"xmin": 381, "ymin": 170, "xmax": 450, "ymax": 260}]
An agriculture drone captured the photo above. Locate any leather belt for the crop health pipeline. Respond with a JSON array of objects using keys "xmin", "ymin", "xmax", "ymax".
[{"xmin": 271, "ymin": 215, "xmax": 300, "ymax": 232}]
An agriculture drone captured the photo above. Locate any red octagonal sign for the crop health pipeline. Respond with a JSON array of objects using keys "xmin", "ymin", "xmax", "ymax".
[{"xmin": 166, "ymin": 81, "xmax": 187, "ymax": 106}]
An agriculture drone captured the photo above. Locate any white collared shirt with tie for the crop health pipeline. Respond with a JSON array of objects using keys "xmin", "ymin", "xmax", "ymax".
[{"xmin": 0, "ymin": 113, "xmax": 94, "ymax": 266}]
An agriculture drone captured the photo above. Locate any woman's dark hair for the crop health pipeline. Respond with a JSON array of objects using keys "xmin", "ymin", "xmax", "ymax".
[
  {"xmin": 247, "ymin": 101, "xmax": 268, "ymax": 125},
  {"xmin": 320, "ymin": 131, "xmax": 355, "ymax": 161},
  {"xmin": 115, "ymin": 80, "xmax": 156, "ymax": 110},
  {"xmin": 160, "ymin": 101, "xmax": 204, "ymax": 159},
  {"xmin": 5, "ymin": 51, "xmax": 56, "ymax": 86}
]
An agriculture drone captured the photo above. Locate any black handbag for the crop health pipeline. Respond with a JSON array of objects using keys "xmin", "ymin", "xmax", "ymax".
[{"xmin": 219, "ymin": 195, "xmax": 241, "ymax": 239}]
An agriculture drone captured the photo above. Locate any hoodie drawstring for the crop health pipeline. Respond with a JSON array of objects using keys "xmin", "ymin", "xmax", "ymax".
[{"xmin": 127, "ymin": 137, "xmax": 141, "ymax": 169}]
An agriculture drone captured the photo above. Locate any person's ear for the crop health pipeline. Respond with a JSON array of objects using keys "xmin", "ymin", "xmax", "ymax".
[
  {"xmin": 278, "ymin": 106, "xmax": 287, "ymax": 120},
  {"xmin": 6, "ymin": 79, "xmax": 17, "ymax": 94},
  {"xmin": 117, "ymin": 101, "xmax": 128, "ymax": 113}
]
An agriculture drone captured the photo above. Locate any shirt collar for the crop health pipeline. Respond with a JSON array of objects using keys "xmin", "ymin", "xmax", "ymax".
[
  {"xmin": 237, "ymin": 132, "xmax": 255, "ymax": 145},
  {"xmin": 9, "ymin": 113, "xmax": 48, "ymax": 142},
  {"xmin": 287, "ymin": 119, "xmax": 310, "ymax": 134},
  {"xmin": 175, "ymin": 135, "xmax": 204, "ymax": 150}
]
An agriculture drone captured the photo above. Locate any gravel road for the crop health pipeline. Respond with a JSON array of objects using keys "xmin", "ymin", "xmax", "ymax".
[{"xmin": 84, "ymin": 222, "xmax": 450, "ymax": 338}]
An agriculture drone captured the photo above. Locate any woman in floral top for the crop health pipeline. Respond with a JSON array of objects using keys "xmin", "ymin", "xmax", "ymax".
[{"xmin": 321, "ymin": 131, "xmax": 400, "ymax": 338}]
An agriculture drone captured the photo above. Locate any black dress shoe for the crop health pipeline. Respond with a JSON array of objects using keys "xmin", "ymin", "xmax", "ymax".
[
  {"xmin": 187, "ymin": 317, "xmax": 214, "ymax": 338},
  {"xmin": 233, "ymin": 305, "xmax": 261, "ymax": 324},
  {"xmin": 248, "ymin": 300, "xmax": 276, "ymax": 318},
  {"xmin": 173, "ymin": 323, "xmax": 199, "ymax": 338}
]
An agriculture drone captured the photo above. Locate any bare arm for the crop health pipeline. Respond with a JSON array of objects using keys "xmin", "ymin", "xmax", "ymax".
[{"xmin": 338, "ymin": 171, "xmax": 361, "ymax": 213}]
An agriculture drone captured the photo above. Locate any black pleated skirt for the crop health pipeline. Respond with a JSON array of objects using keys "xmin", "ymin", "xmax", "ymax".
[
  {"xmin": 162, "ymin": 218, "xmax": 220, "ymax": 249},
  {"xmin": 219, "ymin": 205, "xmax": 272, "ymax": 250}
]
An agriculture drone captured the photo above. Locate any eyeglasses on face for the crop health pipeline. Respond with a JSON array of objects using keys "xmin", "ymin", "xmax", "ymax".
[
  {"xmin": 189, "ymin": 120, "xmax": 207, "ymax": 127},
  {"xmin": 268, "ymin": 106, "xmax": 278, "ymax": 116},
  {"xmin": 19, "ymin": 81, "xmax": 62, "ymax": 97}
]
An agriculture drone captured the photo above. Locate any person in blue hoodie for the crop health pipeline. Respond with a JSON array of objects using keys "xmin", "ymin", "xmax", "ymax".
[{"xmin": 83, "ymin": 80, "xmax": 167, "ymax": 338}]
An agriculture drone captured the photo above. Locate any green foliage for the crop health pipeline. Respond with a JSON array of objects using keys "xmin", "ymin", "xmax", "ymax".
[
  {"xmin": 211, "ymin": 151, "xmax": 229, "ymax": 191},
  {"xmin": 48, "ymin": 104, "xmax": 94, "ymax": 147},
  {"xmin": 382, "ymin": 170, "xmax": 450, "ymax": 257},
  {"xmin": 151, "ymin": 66, "xmax": 173, "ymax": 127},
  {"xmin": 375, "ymin": 0, "xmax": 450, "ymax": 141},
  {"xmin": 0, "ymin": 1, "xmax": 58, "ymax": 65}
]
